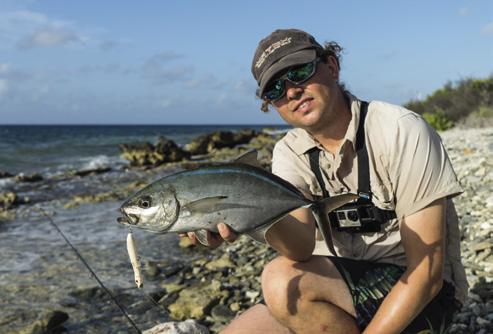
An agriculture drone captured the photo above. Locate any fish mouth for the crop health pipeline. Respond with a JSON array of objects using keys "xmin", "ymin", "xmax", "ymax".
[{"xmin": 117, "ymin": 209, "xmax": 139, "ymax": 226}]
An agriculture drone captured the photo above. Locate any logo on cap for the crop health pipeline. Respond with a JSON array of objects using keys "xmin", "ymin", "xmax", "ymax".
[{"xmin": 255, "ymin": 37, "xmax": 292, "ymax": 69}]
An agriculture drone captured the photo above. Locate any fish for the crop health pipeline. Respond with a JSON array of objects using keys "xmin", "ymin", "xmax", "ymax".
[{"xmin": 117, "ymin": 150, "xmax": 358, "ymax": 248}]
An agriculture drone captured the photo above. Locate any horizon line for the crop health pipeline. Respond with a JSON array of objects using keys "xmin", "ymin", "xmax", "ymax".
[{"xmin": 0, "ymin": 123, "xmax": 290, "ymax": 127}]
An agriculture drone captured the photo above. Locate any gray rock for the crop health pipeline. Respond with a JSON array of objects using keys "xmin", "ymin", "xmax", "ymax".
[
  {"xmin": 210, "ymin": 304, "xmax": 235, "ymax": 323},
  {"xmin": 0, "ymin": 170, "xmax": 13, "ymax": 178},
  {"xmin": 15, "ymin": 173, "xmax": 43, "ymax": 183},
  {"xmin": 143, "ymin": 319, "xmax": 209, "ymax": 334},
  {"xmin": 15, "ymin": 310, "xmax": 69, "ymax": 334}
]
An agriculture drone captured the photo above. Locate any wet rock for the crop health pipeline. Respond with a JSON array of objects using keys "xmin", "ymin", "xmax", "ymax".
[
  {"xmin": 63, "ymin": 191, "xmax": 122, "ymax": 209},
  {"xmin": 69, "ymin": 286, "xmax": 107, "ymax": 302},
  {"xmin": 168, "ymin": 280, "xmax": 225, "ymax": 320},
  {"xmin": 143, "ymin": 319, "xmax": 209, "ymax": 334},
  {"xmin": 210, "ymin": 304, "xmax": 235, "ymax": 323},
  {"xmin": 15, "ymin": 173, "xmax": 43, "ymax": 183},
  {"xmin": 120, "ymin": 137, "xmax": 190, "ymax": 167},
  {"xmin": 119, "ymin": 141, "xmax": 155, "ymax": 166},
  {"xmin": 179, "ymin": 236, "xmax": 195, "ymax": 248},
  {"xmin": 185, "ymin": 130, "xmax": 257, "ymax": 155},
  {"xmin": 0, "ymin": 191, "xmax": 18, "ymax": 211},
  {"xmin": 70, "ymin": 167, "xmax": 111, "ymax": 177},
  {"xmin": 144, "ymin": 260, "xmax": 161, "ymax": 278},
  {"xmin": 155, "ymin": 136, "xmax": 191, "ymax": 163},
  {"xmin": 14, "ymin": 310, "xmax": 68, "ymax": 334},
  {"xmin": 0, "ymin": 170, "xmax": 13, "ymax": 178},
  {"xmin": 160, "ymin": 262, "xmax": 184, "ymax": 278},
  {"xmin": 162, "ymin": 282, "xmax": 187, "ymax": 295},
  {"xmin": 205, "ymin": 253, "xmax": 234, "ymax": 271}
]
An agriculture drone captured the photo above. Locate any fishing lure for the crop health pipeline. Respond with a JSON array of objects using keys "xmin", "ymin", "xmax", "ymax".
[{"xmin": 126, "ymin": 231, "xmax": 143, "ymax": 289}]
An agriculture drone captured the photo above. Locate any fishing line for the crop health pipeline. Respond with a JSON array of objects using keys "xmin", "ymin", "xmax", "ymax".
[{"xmin": 37, "ymin": 208, "xmax": 142, "ymax": 334}]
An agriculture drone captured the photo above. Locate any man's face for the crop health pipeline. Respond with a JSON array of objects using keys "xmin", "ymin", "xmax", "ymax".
[{"xmin": 270, "ymin": 56, "xmax": 340, "ymax": 133}]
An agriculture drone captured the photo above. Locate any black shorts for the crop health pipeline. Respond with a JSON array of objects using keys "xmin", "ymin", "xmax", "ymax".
[{"xmin": 330, "ymin": 257, "xmax": 462, "ymax": 333}]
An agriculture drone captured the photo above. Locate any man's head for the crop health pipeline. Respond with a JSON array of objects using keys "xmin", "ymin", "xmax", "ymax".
[
  {"xmin": 252, "ymin": 29, "xmax": 323, "ymax": 100},
  {"xmin": 251, "ymin": 29, "xmax": 344, "ymax": 113}
]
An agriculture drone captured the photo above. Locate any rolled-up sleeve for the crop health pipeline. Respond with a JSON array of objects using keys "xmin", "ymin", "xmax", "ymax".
[
  {"xmin": 389, "ymin": 114, "xmax": 463, "ymax": 219},
  {"xmin": 272, "ymin": 140, "xmax": 311, "ymax": 195}
]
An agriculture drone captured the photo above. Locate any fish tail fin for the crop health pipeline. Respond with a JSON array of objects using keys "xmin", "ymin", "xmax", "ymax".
[
  {"xmin": 311, "ymin": 193, "xmax": 358, "ymax": 256},
  {"xmin": 315, "ymin": 193, "xmax": 358, "ymax": 214}
]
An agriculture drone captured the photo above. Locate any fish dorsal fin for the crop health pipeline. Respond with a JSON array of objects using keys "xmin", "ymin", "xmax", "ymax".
[
  {"xmin": 194, "ymin": 229, "xmax": 210, "ymax": 246},
  {"xmin": 183, "ymin": 196, "xmax": 228, "ymax": 214},
  {"xmin": 234, "ymin": 149, "xmax": 261, "ymax": 168}
]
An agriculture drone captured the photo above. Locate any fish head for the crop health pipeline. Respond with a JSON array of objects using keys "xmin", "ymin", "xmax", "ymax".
[{"xmin": 117, "ymin": 184, "xmax": 179, "ymax": 233}]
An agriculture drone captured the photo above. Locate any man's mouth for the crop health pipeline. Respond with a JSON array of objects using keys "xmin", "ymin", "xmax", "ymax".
[{"xmin": 294, "ymin": 98, "xmax": 312, "ymax": 113}]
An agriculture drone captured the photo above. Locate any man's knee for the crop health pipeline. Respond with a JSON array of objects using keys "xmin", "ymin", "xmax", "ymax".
[
  {"xmin": 261, "ymin": 256, "xmax": 351, "ymax": 319},
  {"xmin": 261, "ymin": 256, "xmax": 301, "ymax": 322},
  {"xmin": 262, "ymin": 257, "xmax": 296, "ymax": 300},
  {"xmin": 262, "ymin": 257, "xmax": 326, "ymax": 314}
]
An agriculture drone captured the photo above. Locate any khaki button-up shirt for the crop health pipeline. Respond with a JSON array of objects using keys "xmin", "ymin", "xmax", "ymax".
[{"xmin": 271, "ymin": 95, "xmax": 468, "ymax": 303}]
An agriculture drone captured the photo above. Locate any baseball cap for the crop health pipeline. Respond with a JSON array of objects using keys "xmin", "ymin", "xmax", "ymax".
[{"xmin": 251, "ymin": 29, "xmax": 323, "ymax": 98}]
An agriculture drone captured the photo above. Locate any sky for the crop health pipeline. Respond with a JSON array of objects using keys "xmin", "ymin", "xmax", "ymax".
[{"xmin": 0, "ymin": 0, "xmax": 492, "ymax": 125}]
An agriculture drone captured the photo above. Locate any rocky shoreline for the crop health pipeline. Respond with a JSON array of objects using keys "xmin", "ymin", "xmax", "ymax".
[{"xmin": 1, "ymin": 127, "xmax": 492, "ymax": 334}]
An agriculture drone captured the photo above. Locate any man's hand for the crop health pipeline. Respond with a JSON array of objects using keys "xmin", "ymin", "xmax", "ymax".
[{"xmin": 179, "ymin": 223, "xmax": 238, "ymax": 248}]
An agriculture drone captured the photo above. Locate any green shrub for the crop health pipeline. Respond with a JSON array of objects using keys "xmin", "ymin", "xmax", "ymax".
[
  {"xmin": 405, "ymin": 76, "xmax": 493, "ymax": 124},
  {"xmin": 422, "ymin": 110, "xmax": 453, "ymax": 131},
  {"xmin": 476, "ymin": 105, "xmax": 493, "ymax": 118}
]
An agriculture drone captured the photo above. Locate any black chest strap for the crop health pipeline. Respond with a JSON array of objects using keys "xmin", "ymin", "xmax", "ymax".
[{"xmin": 307, "ymin": 100, "xmax": 397, "ymax": 228}]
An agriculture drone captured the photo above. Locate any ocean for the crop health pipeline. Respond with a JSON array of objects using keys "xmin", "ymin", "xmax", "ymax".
[{"xmin": 0, "ymin": 124, "xmax": 288, "ymax": 176}]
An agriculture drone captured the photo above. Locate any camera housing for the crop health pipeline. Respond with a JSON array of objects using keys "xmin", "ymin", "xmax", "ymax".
[{"xmin": 329, "ymin": 203, "xmax": 384, "ymax": 233}]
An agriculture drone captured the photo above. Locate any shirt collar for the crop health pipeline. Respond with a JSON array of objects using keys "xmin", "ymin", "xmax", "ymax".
[{"xmin": 291, "ymin": 93, "xmax": 361, "ymax": 156}]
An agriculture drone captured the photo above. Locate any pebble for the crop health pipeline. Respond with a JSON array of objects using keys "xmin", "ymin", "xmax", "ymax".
[{"xmin": 440, "ymin": 128, "xmax": 493, "ymax": 334}]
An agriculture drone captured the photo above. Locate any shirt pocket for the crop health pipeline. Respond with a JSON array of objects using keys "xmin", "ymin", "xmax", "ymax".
[
  {"xmin": 370, "ymin": 176, "xmax": 395, "ymax": 210},
  {"xmin": 367, "ymin": 177, "xmax": 399, "ymax": 235},
  {"xmin": 306, "ymin": 175, "xmax": 324, "ymax": 197}
]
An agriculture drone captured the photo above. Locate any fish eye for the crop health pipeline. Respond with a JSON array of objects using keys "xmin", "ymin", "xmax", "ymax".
[{"xmin": 138, "ymin": 196, "xmax": 152, "ymax": 209}]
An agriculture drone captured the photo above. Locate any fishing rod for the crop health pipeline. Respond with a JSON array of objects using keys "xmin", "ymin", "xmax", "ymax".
[{"xmin": 37, "ymin": 208, "xmax": 142, "ymax": 334}]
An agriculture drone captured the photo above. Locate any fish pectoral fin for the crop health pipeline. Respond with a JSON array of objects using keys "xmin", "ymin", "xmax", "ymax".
[
  {"xmin": 246, "ymin": 228, "xmax": 268, "ymax": 244},
  {"xmin": 183, "ymin": 196, "xmax": 228, "ymax": 214},
  {"xmin": 234, "ymin": 149, "xmax": 261, "ymax": 168},
  {"xmin": 194, "ymin": 229, "xmax": 210, "ymax": 246},
  {"xmin": 246, "ymin": 217, "xmax": 285, "ymax": 244}
]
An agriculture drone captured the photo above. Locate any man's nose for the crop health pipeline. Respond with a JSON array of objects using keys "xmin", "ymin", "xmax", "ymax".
[{"xmin": 285, "ymin": 81, "xmax": 304, "ymax": 100}]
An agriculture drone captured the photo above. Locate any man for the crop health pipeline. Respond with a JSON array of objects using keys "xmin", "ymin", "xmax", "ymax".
[{"xmin": 189, "ymin": 29, "xmax": 467, "ymax": 334}]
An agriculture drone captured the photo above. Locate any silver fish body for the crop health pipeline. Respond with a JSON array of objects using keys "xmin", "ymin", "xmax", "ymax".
[{"xmin": 118, "ymin": 163, "xmax": 357, "ymax": 243}]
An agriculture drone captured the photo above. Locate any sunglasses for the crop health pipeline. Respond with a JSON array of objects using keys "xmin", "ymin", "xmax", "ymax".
[{"xmin": 262, "ymin": 58, "xmax": 321, "ymax": 102}]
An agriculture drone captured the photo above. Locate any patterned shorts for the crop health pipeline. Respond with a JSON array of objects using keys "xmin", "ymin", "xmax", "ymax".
[{"xmin": 330, "ymin": 257, "xmax": 462, "ymax": 333}]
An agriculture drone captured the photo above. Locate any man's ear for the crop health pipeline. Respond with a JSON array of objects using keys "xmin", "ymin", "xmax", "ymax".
[{"xmin": 326, "ymin": 56, "xmax": 340, "ymax": 80}]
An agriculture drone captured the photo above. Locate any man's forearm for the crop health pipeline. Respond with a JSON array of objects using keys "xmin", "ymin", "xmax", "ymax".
[{"xmin": 363, "ymin": 265, "xmax": 443, "ymax": 334}]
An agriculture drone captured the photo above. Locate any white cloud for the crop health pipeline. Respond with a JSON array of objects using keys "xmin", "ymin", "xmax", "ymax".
[
  {"xmin": 0, "ymin": 10, "xmax": 91, "ymax": 50},
  {"xmin": 457, "ymin": 7, "xmax": 470, "ymax": 17},
  {"xmin": 18, "ymin": 27, "xmax": 83, "ymax": 49},
  {"xmin": 0, "ymin": 63, "xmax": 10, "ymax": 74},
  {"xmin": 146, "ymin": 51, "xmax": 183, "ymax": 64},
  {"xmin": 185, "ymin": 73, "xmax": 222, "ymax": 89},
  {"xmin": 142, "ymin": 53, "xmax": 194, "ymax": 85},
  {"xmin": 0, "ymin": 79, "xmax": 9, "ymax": 98},
  {"xmin": 234, "ymin": 78, "xmax": 255, "ymax": 94},
  {"xmin": 481, "ymin": 22, "xmax": 493, "ymax": 36}
]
